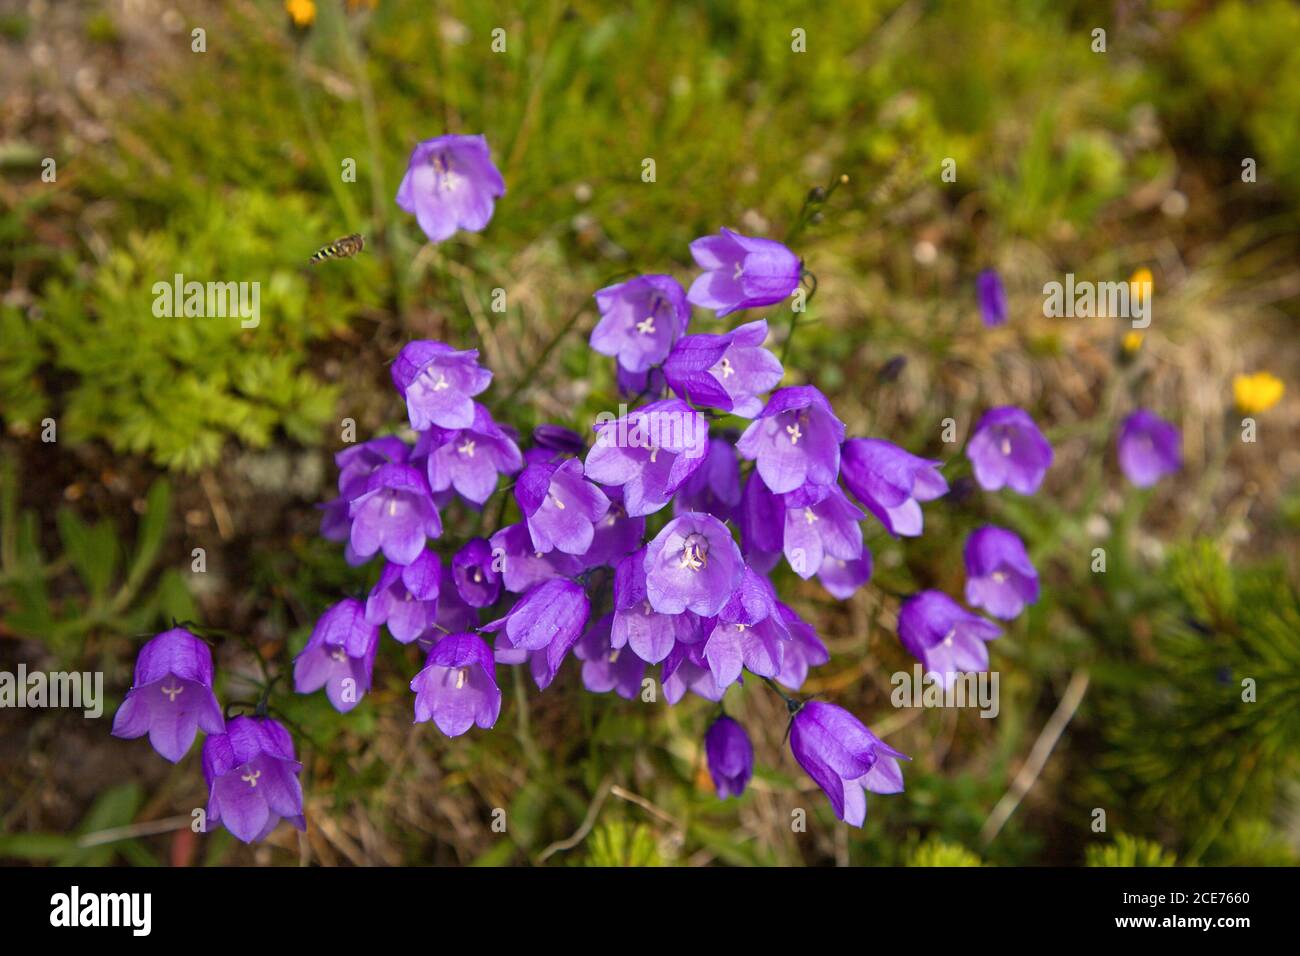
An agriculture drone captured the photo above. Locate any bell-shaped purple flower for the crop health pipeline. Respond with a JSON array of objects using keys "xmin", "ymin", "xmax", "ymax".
[
  {"xmin": 396, "ymin": 134, "xmax": 505, "ymax": 243},
  {"xmin": 705, "ymin": 715, "xmax": 754, "ymax": 799},
  {"xmin": 589, "ymin": 274, "xmax": 690, "ymax": 373},
  {"xmin": 337, "ymin": 436, "xmax": 411, "ymax": 500},
  {"xmin": 963, "ymin": 526, "xmax": 1039, "ymax": 620},
  {"xmin": 662, "ymin": 319, "xmax": 784, "ymax": 417},
  {"xmin": 451, "ymin": 537, "xmax": 501, "ymax": 608},
  {"xmin": 1117, "ymin": 409, "xmax": 1181, "ymax": 488},
  {"xmin": 532, "ymin": 424, "xmax": 587, "ymax": 458},
  {"xmin": 818, "ymin": 551, "xmax": 873, "ymax": 600},
  {"xmin": 111, "ymin": 628, "xmax": 224, "ymax": 763},
  {"xmin": 840, "ymin": 438, "xmax": 948, "ymax": 537},
  {"xmin": 202, "ymin": 716, "xmax": 305, "ymax": 843},
  {"xmin": 576, "ymin": 614, "xmax": 646, "ymax": 700},
  {"xmin": 435, "ymin": 561, "xmax": 479, "ymax": 633},
  {"xmin": 488, "ymin": 522, "xmax": 582, "ymax": 593},
  {"xmin": 662, "ymin": 641, "xmax": 726, "ymax": 704},
  {"xmin": 410, "ymin": 632, "xmax": 501, "ymax": 736},
  {"xmin": 365, "ymin": 550, "xmax": 442, "ymax": 644},
  {"xmin": 391, "ymin": 340, "xmax": 493, "ymax": 432},
  {"xmin": 516, "ymin": 458, "xmax": 610, "ymax": 555},
  {"xmin": 418, "ymin": 402, "xmax": 522, "ymax": 505},
  {"xmin": 347, "ymin": 462, "xmax": 442, "ymax": 565},
  {"xmin": 736, "ymin": 386, "xmax": 846, "ymax": 494},
  {"xmin": 782, "ymin": 484, "xmax": 864, "ymax": 580},
  {"xmin": 737, "ymin": 470, "xmax": 784, "ymax": 572},
  {"xmin": 976, "ymin": 269, "xmax": 1007, "ymax": 327},
  {"xmin": 673, "ymin": 436, "xmax": 742, "ymax": 521},
  {"xmin": 643, "ymin": 512, "xmax": 744, "ymax": 617},
  {"xmin": 898, "ymin": 590, "xmax": 1002, "ymax": 687},
  {"xmin": 611, "ymin": 549, "xmax": 696, "ymax": 664},
  {"xmin": 774, "ymin": 603, "xmax": 830, "ymax": 690},
  {"xmin": 294, "ymin": 598, "xmax": 380, "ymax": 712},
  {"xmin": 482, "ymin": 577, "xmax": 590, "ymax": 655},
  {"xmin": 966, "ymin": 406, "xmax": 1053, "ymax": 495},
  {"xmin": 577, "ymin": 489, "xmax": 646, "ymax": 572},
  {"xmin": 789, "ymin": 701, "xmax": 908, "ymax": 828},
  {"xmin": 687, "ymin": 227, "xmax": 801, "ymax": 317},
  {"xmin": 702, "ymin": 566, "xmax": 790, "ymax": 688},
  {"xmin": 585, "ymin": 399, "xmax": 709, "ymax": 517}
]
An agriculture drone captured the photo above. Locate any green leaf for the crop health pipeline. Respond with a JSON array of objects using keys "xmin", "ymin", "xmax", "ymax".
[{"xmin": 125, "ymin": 478, "xmax": 171, "ymax": 594}]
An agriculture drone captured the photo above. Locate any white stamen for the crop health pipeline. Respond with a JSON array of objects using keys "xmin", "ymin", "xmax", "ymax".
[
  {"xmin": 458, "ymin": 439, "xmax": 476, "ymax": 457},
  {"xmin": 635, "ymin": 316, "xmax": 656, "ymax": 335},
  {"xmin": 161, "ymin": 681, "xmax": 183, "ymax": 702},
  {"xmin": 786, "ymin": 423, "xmax": 803, "ymax": 444},
  {"xmin": 242, "ymin": 768, "xmax": 261, "ymax": 788}
]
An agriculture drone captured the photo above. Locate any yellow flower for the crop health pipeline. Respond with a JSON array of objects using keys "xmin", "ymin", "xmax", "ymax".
[
  {"xmin": 285, "ymin": 0, "xmax": 316, "ymax": 28},
  {"xmin": 1233, "ymin": 371, "xmax": 1284, "ymax": 415},
  {"xmin": 1129, "ymin": 267, "xmax": 1153, "ymax": 307},
  {"xmin": 1122, "ymin": 331, "xmax": 1144, "ymax": 353}
]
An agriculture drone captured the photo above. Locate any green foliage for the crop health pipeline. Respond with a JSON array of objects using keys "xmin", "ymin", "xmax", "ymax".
[
  {"xmin": 1086, "ymin": 833, "xmax": 1177, "ymax": 868},
  {"xmin": 0, "ymin": 459, "xmax": 193, "ymax": 662},
  {"xmin": 906, "ymin": 837, "xmax": 983, "ymax": 867},
  {"xmin": 34, "ymin": 191, "xmax": 359, "ymax": 470},
  {"xmin": 0, "ymin": 783, "xmax": 155, "ymax": 866},
  {"xmin": 1164, "ymin": 0, "xmax": 1300, "ymax": 199},
  {"xmin": 583, "ymin": 821, "xmax": 664, "ymax": 867},
  {"xmin": 1094, "ymin": 542, "xmax": 1300, "ymax": 862}
]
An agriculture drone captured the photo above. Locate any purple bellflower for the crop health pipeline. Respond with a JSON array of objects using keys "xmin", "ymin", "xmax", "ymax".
[
  {"xmin": 774, "ymin": 603, "xmax": 830, "ymax": 690},
  {"xmin": 392, "ymin": 340, "xmax": 493, "ymax": 432},
  {"xmin": 612, "ymin": 548, "xmax": 697, "ymax": 664},
  {"xmin": 789, "ymin": 701, "xmax": 908, "ymax": 828},
  {"xmin": 662, "ymin": 641, "xmax": 727, "ymax": 704},
  {"xmin": 976, "ymin": 269, "xmax": 1007, "ymax": 327},
  {"xmin": 662, "ymin": 319, "xmax": 784, "ymax": 417},
  {"xmin": 365, "ymin": 550, "xmax": 442, "ymax": 644},
  {"xmin": 410, "ymin": 632, "xmax": 501, "ymax": 736},
  {"xmin": 482, "ymin": 577, "xmax": 590, "ymax": 660},
  {"xmin": 577, "ymin": 490, "xmax": 646, "ymax": 571},
  {"xmin": 643, "ymin": 512, "xmax": 744, "ymax": 617},
  {"xmin": 963, "ymin": 526, "xmax": 1039, "ymax": 620},
  {"xmin": 347, "ymin": 462, "xmax": 442, "ymax": 566},
  {"xmin": 111, "ymin": 628, "xmax": 224, "ymax": 763},
  {"xmin": 489, "ymin": 522, "xmax": 583, "ymax": 593},
  {"xmin": 840, "ymin": 438, "xmax": 948, "ymax": 537},
  {"xmin": 202, "ymin": 716, "xmax": 305, "ymax": 843},
  {"xmin": 705, "ymin": 715, "xmax": 754, "ymax": 799},
  {"xmin": 451, "ymin": 537, "xmax": 501, "ymax": 608},
  {"xmin": 576, "ymin": 614, "xmax": 646, "ymax": 700},
  {"xmin": 1117, "ymin": 409, "xmax": 1182, "ymax": 488},
  {"xmin": 736, "ymin": 386, "xmax": 846, "ymax": 494},
  {"xmin": 687, "ymin": 228, "xmax": 801, "ymax": 317},
  {"xmin": 781, "ymin": 484, "xmax": 865, "ymax": 580},
  {"xmin": 294, "ymin": 598, "xmax": 380, "ymax": 712},
  {"xmin": 589, "ymin": 274, "xmax": 690, "ymax": 374},
  {"xmin": 418, "ymin": 403, "xmax": 522, "ymax": 505},
  {"xmin": 585, "ymin": 399, "xmax": 709, "ymax": 517},
  {"xmin": 396, "ymin": 134, "xmax": 505, "ymax": 243},
  {"xmin": 337, "ymin": 436, "xmax": 411, "ymax": 501},
  {"xmin": 702, "ymin": 566, "xmax": 790, "ymax": 688},
  {"xmin": 515, "ymin": 458, "xmax": 610, "ymax": 555},
  {"xmin": 673, "ymin": 436, "xmax": 742, "ymax": 521},
  {"xmin": 897, "ymin": 590, "xmax": 1001, "ymax": 688},
  {"xmin": 966, "ymin": 406, "xmax": 1053, "ymax": 495}
]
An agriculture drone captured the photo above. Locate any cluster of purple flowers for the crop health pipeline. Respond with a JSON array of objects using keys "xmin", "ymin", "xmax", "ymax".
[
  {"xmin": 111, "ymin": 628, "xmax": 306, "ymax": 843},
  {"xmin": 110, "ymin": 137, "xmax": 1188, "ymax": 846}
]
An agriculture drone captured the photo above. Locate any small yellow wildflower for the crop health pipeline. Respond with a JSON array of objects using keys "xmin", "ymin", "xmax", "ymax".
[
  {"xmin": 1122, "ymin": 331, "xmax": 1144, "ymax": 353},
  {"xmin": 1233, "ymin": 372, "xmax": 1284, "ymax": 415},
  {"xmin": 285, "ymin": 0, "xmax": 316, "ymax": 28},
  {"xmin": 1129, "ymin": 267, "xmax": 1153, "ymax": 308}
]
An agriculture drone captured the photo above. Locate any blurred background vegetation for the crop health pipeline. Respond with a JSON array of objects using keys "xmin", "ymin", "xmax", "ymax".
[{"xmin": 1, "ymin": 0, "xmax": 1297, "ymax": 866}]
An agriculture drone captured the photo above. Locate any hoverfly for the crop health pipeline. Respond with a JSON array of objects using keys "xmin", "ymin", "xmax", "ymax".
[{"xmin": 308, "ymin": 233, "xmax": 365, "ymax": 264}]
